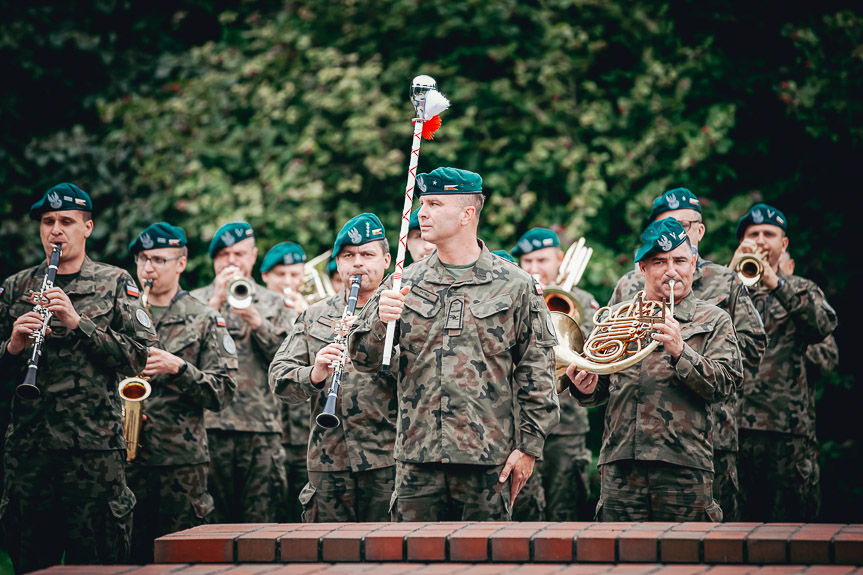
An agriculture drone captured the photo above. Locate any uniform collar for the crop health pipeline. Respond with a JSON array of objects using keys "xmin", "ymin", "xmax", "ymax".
[
  {"xmin": 424, "ymin": 239, "xmax": 494, "ymax": 286},
  {"xmin": 57, "ymin": 257, "xmax": 98, "ymax": 295}
]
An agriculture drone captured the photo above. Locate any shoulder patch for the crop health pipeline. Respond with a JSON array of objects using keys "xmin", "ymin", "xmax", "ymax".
[
  {"xmin": 532, "ymin": 276, "xmax": 543, "ymax": 296},
  {"xmin": 135, "ymin": 308, "xmax": 152, "ymax": 328},
  {"xmin": 127, "ymin": 284, "xmax": 140, "ymax": 298},
  {"xmin": 0, "ymin": 287, "xmax": 4, "ymax": 297},
  {"xmin": 591, "ymin": 299, "xmax": 600, "ymax": 310},
  {"xmin": 216, "ymin": 316, "xmax": 226, "ymax": 327},
  {"xmin": 546, "ymin": 314, "xmax": 556, "ymax": 337},
  {"xmin": 223, "ymin": 333, "xmax": 237, "ymax": 355}
]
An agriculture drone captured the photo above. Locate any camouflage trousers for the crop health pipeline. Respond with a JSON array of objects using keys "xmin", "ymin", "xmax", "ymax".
[
  {"xmin": 126, "ymin": 463, "xmax": 213, "ymax": 563},
  {"xmin": 738, "ymin": 430, "xmax": 820, "ymax": 522},
  {"xmin": 300, "ymin": 466, "xmax": 394, "ymax": 523},
  {"xmin": 0, "ymin": 450, "xmax": 135, "ymax": 574},
  {"xmin": 713, "ymin": 450, "xmax": 740, "ymax": 522},
  {"xmin": 393, "ymin": 461, "xmax": 511, "ymax": 522},
  {"xmin": 597, "ymin": 460, "xmax": 722, "ymax": 522},
  {"xmin": 280, "ymin": 444, "xmax": 308, "ymax": 523},
  {"xmin": 206, "ymin": 430, "xmax": 287, "ymax": 523}
]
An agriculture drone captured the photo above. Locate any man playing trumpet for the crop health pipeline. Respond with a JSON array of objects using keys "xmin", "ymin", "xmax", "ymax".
[
  {"xmin": 566, "ymin": 218, "xmax": 742, "ymax": 522},
  {"xmin": 262, "ymin": 241, "xmax": 310, "ymax": 312}
]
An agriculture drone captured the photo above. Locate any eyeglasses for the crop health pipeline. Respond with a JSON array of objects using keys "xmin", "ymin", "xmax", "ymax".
[
  {"xmin": 676, "ymin": 219, "xmax": 702, "ymax": 231},
  {"xmin": 135, "ymin": 254, "xmax": 182, "ymax": 268}
]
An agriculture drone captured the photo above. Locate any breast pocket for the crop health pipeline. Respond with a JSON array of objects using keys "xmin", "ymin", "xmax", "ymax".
[
  {"xmin": 680, "ymin": 320, "xmax": 716, "ymax": 355},
  {"xmin": 308, "ymin": 317, "xmax": 336, "ymax": 347},
  {"xmin": 163, "ymin": 328, "xmax": 200, "ymax": 357},
  {"xmin": 402, "ymin": 290, "xmax": 440, "ymax": 353},
  {"xmin": 469, "ymin": 294, "xmax": 515, "ymax": 357}
]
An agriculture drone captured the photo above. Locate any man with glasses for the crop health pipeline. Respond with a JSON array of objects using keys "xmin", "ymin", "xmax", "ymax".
[
  {"xmin": 608, "ymin": 188, "xmax": 766, "ymax": 521},
  {"xmin": 126, "ymin": 223, "xmax": 238, "ymax": 562}
]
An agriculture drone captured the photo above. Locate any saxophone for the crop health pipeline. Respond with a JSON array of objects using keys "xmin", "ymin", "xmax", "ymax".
[{"xmin": 118, "ymin": 279, "xmax": 153, "ymax": 462}]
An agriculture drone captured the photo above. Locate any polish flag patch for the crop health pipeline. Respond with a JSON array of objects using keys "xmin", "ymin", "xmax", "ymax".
[
  {"xmin": 126, "ymin": 284, "xmax": 140, "ymax": 298},
  {"xmin": 216, "ymin": 316, "xmax": 227, "ymax": 327}
]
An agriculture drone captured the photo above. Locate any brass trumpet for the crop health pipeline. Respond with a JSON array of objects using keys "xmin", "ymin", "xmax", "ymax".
[
  {"xmin": 736, "ymin": 251, "xmax": 765, "ymax": 287},
  {"xmin": 119, "ymin": 279, "xmax": 153, "ymax": 462},
  {"xmin": 227, "ymin": 277, "xmax": 254, "ymax": 309}
]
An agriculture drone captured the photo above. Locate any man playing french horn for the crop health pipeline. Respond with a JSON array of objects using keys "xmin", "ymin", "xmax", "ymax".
[
  {"xmin": 126, "ymin": 222, "xmax": 238, "ymax": 563},
  {"xmin": 565, "ymin": 218, "xmax": 743, "ymax": 522}
]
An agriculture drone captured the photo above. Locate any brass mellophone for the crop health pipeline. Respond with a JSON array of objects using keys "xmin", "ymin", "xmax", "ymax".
[{"xmin": 118, "ymin": 278, "xmax": 153, "ymax": 462}]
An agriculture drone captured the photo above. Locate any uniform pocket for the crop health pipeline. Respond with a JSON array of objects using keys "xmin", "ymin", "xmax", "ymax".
[
  {"xmin": 192, "ymin": 492, "xmax": 215, "ymax": 520},
  {"xmin": 108, "ymin": 486, "xmax": 137, "ymax": 519},
  {"xmin": 388, "ymin": 490, "xmax": 399, "ymax": 522},
  {"xmin": 298, "ymin": 482, "xmax": 317, "ymax": 523},
  {"xmin": 705, "ymin": 499, "xmax": 724, "ymax": 523},
  {"xmin": 470, "ymin": 294, "xmax": 515, "ymax": 357}
]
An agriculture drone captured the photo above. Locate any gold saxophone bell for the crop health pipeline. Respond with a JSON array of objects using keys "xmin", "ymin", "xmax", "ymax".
[
  {"xmin": 227, "ymin": 277, "xmax": 254, "ymax": 309},
  {"xmin": 736, "ymin": 252, "xmax": 764, "ymax": 287},
  {"xmin": 121, "ymin": 278, "xmax": 153, "ymax": 462},
  {"xmin": 299, "ymin": 250, "xmax": 336, "ymax": 305}
]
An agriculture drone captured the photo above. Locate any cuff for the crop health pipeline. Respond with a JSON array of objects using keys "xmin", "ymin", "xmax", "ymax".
[
  {"xmin": 301, "ymin": 365, "xmax": 325, "ymax": 395},
  {"xmin": 517, "ymin": 432, "xmax": 544, "ymax": 459},
  {"xmin": 771, "ymin": 277, "xmax": 795, "ymax": 308},
  {"xmin": 673, "ymin": 343, "xmax": 698, "ymax": 380},
  {"xmin": 76, "ymin": 316, "xmax": 97, "ymax": 339}
]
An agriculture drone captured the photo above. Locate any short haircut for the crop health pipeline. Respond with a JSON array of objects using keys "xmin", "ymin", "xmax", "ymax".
[
  {"xmin": 458, "ymin": 193, "xmax": 485, "ymax": 215},
  {"xmin": 373, "ymin": 237, "xmax": 390, "ymax": 256},
  {"xmin": 178, "ymin": 245, "xmax": 189, "ymax": 258}
]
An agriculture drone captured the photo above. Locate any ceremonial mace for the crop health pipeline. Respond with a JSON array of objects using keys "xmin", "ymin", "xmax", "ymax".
[{"xmin": 381, "ymin": 75, "xmax": 450, "ymax": 371}]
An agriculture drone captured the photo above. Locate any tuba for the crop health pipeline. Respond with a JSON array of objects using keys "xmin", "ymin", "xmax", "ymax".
[
  {"xmin": 735, "ymin": 250, "xmax": 765, "ymax": 287},
  {"xmin": 298, "ymin": 250, "xmax": 336, "ymax": 306},
  {"xmin": 227, "ymin": 277, "xmax": 254, "ymax": 309},
  {"xmin": 119, "ymin": 279, "xmax": 153, "ymax": 462}
]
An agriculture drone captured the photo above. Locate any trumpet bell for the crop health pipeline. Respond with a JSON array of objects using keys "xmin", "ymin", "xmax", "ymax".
[
  {"xmin": 736, "ymin": 254, "xmax": 763, "ymax": 287},
  {"xmin": 544, "ymin": 287, "xmax": 584, "ymax": 325},
  {"xmin": 227, "ymin": 277, "xmax": 254, "ymax": 309},
  {"xmin": 551, "ymin": 311, "xmax": 585, "ymax": 394},
  {"xmin": 119, "ymin": 376, "xmax": 152, "ymax": 402}
]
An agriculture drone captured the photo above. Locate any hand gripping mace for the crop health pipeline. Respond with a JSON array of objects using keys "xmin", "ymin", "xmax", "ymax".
[{"xmin": 381, "ymin": 75, "xmax": 450, "ymax": 371}]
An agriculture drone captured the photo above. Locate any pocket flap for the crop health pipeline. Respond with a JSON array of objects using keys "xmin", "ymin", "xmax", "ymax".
[
  {"xmin": 108, "ymin": 485, "xmax": 137, "ymax": 519},
  {"xmin": 472, "ymin": 294, "xmax": 513, "ymax": 319},
  {"xmin": 192, "ymin": 491, "xmax": 215, "ymax": 519},
  {"xmin": 404, "ymin": 290, "xmax": 440, "ymax": 319}
]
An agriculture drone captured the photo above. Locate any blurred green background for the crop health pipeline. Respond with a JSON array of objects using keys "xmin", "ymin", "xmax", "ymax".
[{"xmin": 0, "ymin": 1, "xmax": 860, "ymax": 569}]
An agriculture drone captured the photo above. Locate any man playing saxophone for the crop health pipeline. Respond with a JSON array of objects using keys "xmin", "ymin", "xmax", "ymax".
[
  {"xmin": 0, "ymin": 183, "xmax": 157, "ymax": 574},
  {"xmin": 565, "ymin": 218, "xmax": 742, "ymax": 522},
  {"xmin": 126, "ymin": 222, "xmax": 238, "ymax": 563},
  {"xmin": 269, "ymin": 213, "xmax": 397, "ymax": 522}
]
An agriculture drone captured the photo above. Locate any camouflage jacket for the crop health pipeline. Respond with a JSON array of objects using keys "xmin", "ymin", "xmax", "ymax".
[
  {"xmin": 572, "ymin": 292, "xmax": 742, "ymax": 472},
  {"xmin": 0, "ymin": 257, "xmax": 157, "ymax": 451},
  {"xmin": 804, "ymin": 334, "xmax": 838, "ymax": 442},
  {"xmin": 134, "ymin": 291, "xmax": 239, "ymax": 466},
  {"xmin": 348, "ymin": 242, "xmax": 559, "ymax": 466},
  {"xmin": 608, "ymin": 256, "xmax": 767, "ymax": 452},
  {"xmin": 191, "ymin": 281, "xmax": 295, "ymax": 433},
  {"xmin": 269, "ymin": 292, "xmax": 397, "ymax": 472},
  {"xmin": 738, "ymin": 270, "xmax": 837, "ymax": 438}
]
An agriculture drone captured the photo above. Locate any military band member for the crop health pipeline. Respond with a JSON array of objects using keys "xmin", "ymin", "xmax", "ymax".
[
  {"xmin": 731, "ymin": 204, "xmax": 837, "ymax": 522},
  {"xmin": 349, "ymin": 167, "xmax": 559, "ymax": 521},
  {"xmin": 261, "ymin": 241, "xmax": 312, "ymax": 522},
  {"xmin": 0, "ymin": 184, "xmax": 157, "ymax": 573},
  {"xmin": 270, "ymin": 213, "xmax": 397, "ymax": 522},
  {"xmin": 566, "ymin": 218, "xmax": 742, "ymax": 521},
  {"xmin": 126, "ymin": 223, "xmax": 238, "ymax": 562},
  {"xmin": 406, "ymin": 207, "xmax": 436, "ymax": 262},
  {"xmin": 327, "ymin": 259, "xmax": 344, "ymax": 293},
  {"xmin": 608, "ymin": 188, "xmax": 767, "ymax": 521},
  {"xmin": 511, "ymin": 228, "xmax": 598, "ymax": 521},
  {"xmin": 191, "ymin": 222, "xmax": 295, "ymax": 523},
  {"xmin": 492, "ymin": 250, "xmax": 516, "ymax": 263}
]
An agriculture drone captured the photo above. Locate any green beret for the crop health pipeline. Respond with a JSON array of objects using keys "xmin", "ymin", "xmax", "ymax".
[
  {"xmin": 416, "ymin": 167, "xmax": 482, "ymax": 196},
  {"xmin": 332, "ymin": 213, "xmax": 386, "ymax": 258},
  {"xmin": 29, "ymin": 183, "xmax": 93, "ymax": 220},
  {"xmin": 209, "ymin": 222, "xmax": 254, "ymax": 258},
  {"xmin": 492, "ymin": 250, "xmax": 516, "ymax": 263},
  {"xmin": 635, "ymin": 218, "xmax": 689, "ymax": 263},
  {"xmin": 129, "ymin": 222, "xmax": 187, "ymax": 255},
  {"xmin": 326, "ymin": 258, "xmax": 338, "ymax": 277},
  {"xmin": 511, "ymin": 228, "xmax": 560, "ymax": 258},
  {"xmin": 409, "ymin": 208, "xmax": 421, "ymax": 231},
  {"xmin": 261, "ymin": 242, "xmax": 306, "ymax": 273},
  {"xmin": 647, "ymin": 188, "xmax": 701, "ymax": 222},
  {"xmin": 736, "ymin": 203, "xmax": 787, "ymax": 239}
]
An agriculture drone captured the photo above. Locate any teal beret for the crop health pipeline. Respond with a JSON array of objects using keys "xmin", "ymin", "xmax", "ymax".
[
  {"xmin": 326, "ymin": 258, "xmax": 338, "ymax": 277},
  {"xmin": 332, "ymin": 213, "xmax": 386, "ymax": 258},
  {"xmin": 511, "ymin": 228, "xmax": 560, "ymax": 258},
  {"xmin": 647, "ymin": 187, "xmax": 701, "ymax": 222},
  {"xmin": 736, "ymin": 203, "xmax": 787, "ymax": 239},
  {"xmin": 409, "ymin": 208, "xmax": 421, "ymax": 231},
  {"xmin": 209, "ymin": 222, "xmax": 254, "ymax": 258},
  {"xmin": 416, "ymin": 167, "xmax": 482, "ymax": 196},
  {"xmin": 29, "ymin": 183, "xmax": 93, "ymax": 220},
  {"xmin": 129, "ymin": 222, "xmax": 187, "ymax": 255},
  {"xmin": 634, "ymin": 219, "xmax": 689, "ymax": 263},
  {"xmin": 261, "ymin": 242, "xmax": 306, "ymax": 273},
  {"xmin": 492, "ymin": 250, "xmax": 516, "ymax": 263}
]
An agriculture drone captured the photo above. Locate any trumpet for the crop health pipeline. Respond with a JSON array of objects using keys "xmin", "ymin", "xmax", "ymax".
[
  {"xmin": 227, "ymin": 277, "xmax": 254, "ymax": 309},
  {"xmin": 119, "ymin": 279, "xmax": 153, "ymax": 462},
  {"xmin": 16, "ymin": 244, "xmax": 62, "ymax": 400},
  {"xmin": 299, "ymin": 250, "xmax": 336, "ymax": 306},
  {"xmin": 736, "ymin": 250, "xmax": 765, "ymax": 287}
]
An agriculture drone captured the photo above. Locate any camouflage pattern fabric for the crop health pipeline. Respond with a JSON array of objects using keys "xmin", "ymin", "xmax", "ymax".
[
  {"xmin": 1, "ymin": 450, "xmax": 136, "ymax": 573},
  {"xmin": 191, "ymin": 281, "xmax": 295, "ymax": 433},
  {"xmin": 738, "ymin": 429, "xmax": 820, "ymax": 522},
  {"xmin": 205, "ymin": 430, "xmax": 286, "ymax": 523},
  {"xmin": 392, "ymin": 461, "xmax": 512, "ymax": 522},
  {"xmin": 807, "ymin": 334, "xmax": 838, "ymax": 376},
  {"xmin": 571, "ymin": 292, "xmax": 743, "ymax": 473},
  {"xmin": 713, "ymin": 449, "xmax": 740, "ymax": 522},
  {"xmin": 348, "ymin": 242, "xmax": 559, "ymax": 466},
  {"xmin": 510, "ymin": 466, "xmax": 545, "ymax": 521},
  {"xmin": 541, "ymin": 434, "xmax": 592, "ymax": 520},
  {"xmin": 299, "ymin": 466, "xmax": 394, "ymax": 523},
  {"xmin": 281, "ymin": 443, "xmax": 308, "ymax": 522},
  {"xmin": 126, "ymin": 463, "xmax": 212, "ymax": 563},
  {"xmin": 133, "ymin": 291, "xmax": 238, "ymax": 466},
  {"xmin": 597, "ymin": 460, "xmax": 722, "ymax": 522},
  {"xmin": 270, "ymin": 292, "xmax": 397, "ymax": 473}
]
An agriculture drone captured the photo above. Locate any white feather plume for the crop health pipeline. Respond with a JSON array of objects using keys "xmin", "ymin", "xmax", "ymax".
[{"xmin": 423, "ymin": 90, "xmax": 450, "ymax": 120}]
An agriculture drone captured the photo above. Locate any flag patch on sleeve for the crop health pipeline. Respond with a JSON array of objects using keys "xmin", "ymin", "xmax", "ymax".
[
  {"xmin": 126, "ymin": 284, "xmax": 140, "ymax": 298},
  {"xmin": 216, "ymin": 316, "xmax": 227, "ymax": 327}
]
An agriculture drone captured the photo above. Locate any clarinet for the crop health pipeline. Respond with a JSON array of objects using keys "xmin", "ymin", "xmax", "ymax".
[
  {"xmin": 16, "ymin": 244, "xmax": 62, "ymax": 400},
  {"xmin": 315, "ymin": 274, "xmax": 362, "ymax": 429}
]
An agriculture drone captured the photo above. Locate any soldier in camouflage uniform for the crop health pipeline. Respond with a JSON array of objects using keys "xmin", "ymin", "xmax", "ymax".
[
  {"xmin": 511, "ymin": 227, "xmax": 599, "ymax": 521},
  {"xmin": 732, "ymin": 205, "xmax": 838, "ymax": 522},
  {"xmin": 261, "ymin": 241, "xmax": 311, "ymax": 522},
  {"xmin": 126, "ymin": 223, "xmax": 238, "ymax": 562},
  {"xmin": 349, "ymin": 168, "xmax": 559, "ymax": 522},
  {"xmin": 191, "ymin": 222, "xmax": 295, "ymax": 523},
  {"xmin": 270, "ymin": 213, "xmax": 397, "ymax": 522},
  {"xmin": 566, "ymin": 218, "xmax": 742, "ymax": 522},
  {"xmin": 608, "ymin": 188, "xmax": 767, "ymax": 521},
  {"xmin": 406, "ymin": 207, "xmax": 436, "ymax": 263},
  {"xmin": 0, "ymin": 184, "xmax": 157, "ymax": 574}
]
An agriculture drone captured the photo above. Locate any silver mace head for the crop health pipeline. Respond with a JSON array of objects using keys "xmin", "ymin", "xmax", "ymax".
[{"xmin": 411, "ymin": 75, "xmax": 436, "ymax": 118}]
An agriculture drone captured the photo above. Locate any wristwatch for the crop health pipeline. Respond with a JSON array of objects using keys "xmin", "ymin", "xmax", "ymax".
[{"xmin": 175, "ymin": 361, "xmax": 188, "ymax": 378}]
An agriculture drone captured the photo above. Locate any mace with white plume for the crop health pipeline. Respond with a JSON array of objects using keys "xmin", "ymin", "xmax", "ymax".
[{"xmin": 381, "ymin": 75, "xmax": 450, "ymax": 371}]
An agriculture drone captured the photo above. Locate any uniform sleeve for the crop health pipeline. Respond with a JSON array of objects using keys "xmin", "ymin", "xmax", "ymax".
[
  {"xmin": 250, "ymin": 297, "xmax": 296, "ymax": 363},
  {"xmin": 806, "ymin": 334, "xmax": 839, "ymax": 376},
  {"xmin": 511, "ymin": 287, "xmax": 560, "ymax": 458},
  {"xmin": 727, "ymin": 278, "xmax": 768, "ymax": 379},
  {"xmin": 0, "ymin": 277, "xmax": 24, "ymax": 387},
  {"xmin": 773, "ymin": 278, "xmax": 838, "ymax": 345},
  {"xmin": 75, "ymin": 273, "xmax": 157, "ymax": 374},
  {"xmin": 672, "ymin": 311, "xmax": 743, "ymax": 402},
  {"xmin": 347, "ymin": 279, "xmax": 398, "ymax": 373},
  {"xmin": 568, "ymin": 374, "xmax": 611, "ymax": 407},
  {"xmin": 269, "ymin": 311, "xmax": 323, "ymax": 404},
  {"xmin": 173, "ymin": 314, "xmax": 239, "ymax": 412}
]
